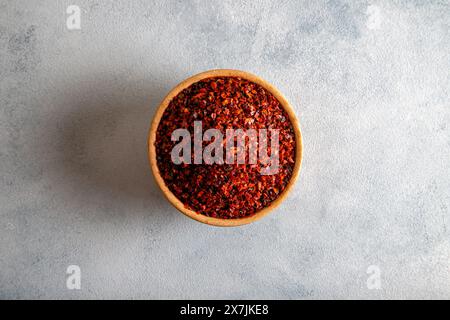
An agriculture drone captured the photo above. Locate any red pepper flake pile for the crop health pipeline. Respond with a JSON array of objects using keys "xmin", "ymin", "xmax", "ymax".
[{"xmin": 155, "ymin": 77, "xmax": 296, "ymax": 219}]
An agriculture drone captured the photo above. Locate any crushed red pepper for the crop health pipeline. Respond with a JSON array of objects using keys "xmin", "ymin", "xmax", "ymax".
[{"xmin": 155, "ymin": 77, "xmax": 296, "ymax": 219}]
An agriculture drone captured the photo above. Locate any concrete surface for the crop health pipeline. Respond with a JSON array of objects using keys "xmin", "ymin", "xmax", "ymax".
[{"xmin": 0, "ymin": 0, "xmax": 449, "ymax": 299}]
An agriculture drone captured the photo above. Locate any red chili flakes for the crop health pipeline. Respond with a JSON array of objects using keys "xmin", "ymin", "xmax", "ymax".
[{"xmin": 155, "ymin": 77, "xmax": 296, "ymax": 219}]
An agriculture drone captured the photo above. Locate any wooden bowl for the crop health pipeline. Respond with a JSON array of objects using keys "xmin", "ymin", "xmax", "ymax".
[{"xmin": 148, "ymin": 69, "xmax": 303, "ymax": 227}]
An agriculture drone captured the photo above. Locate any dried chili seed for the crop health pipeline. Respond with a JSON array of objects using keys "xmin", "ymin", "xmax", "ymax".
[{"xmin": 155, "ymin": 77, "xmax": 296, "ymax": 219}]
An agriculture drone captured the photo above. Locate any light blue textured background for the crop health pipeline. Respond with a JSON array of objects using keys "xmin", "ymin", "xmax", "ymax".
[{"xmin": 1, "ymin": 0, "xmax": 449, "ymax": 299}]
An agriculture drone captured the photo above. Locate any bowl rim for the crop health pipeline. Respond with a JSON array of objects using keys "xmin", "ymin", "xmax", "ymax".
[{"xmin": 147, "ymin": 69, "xmax": 303, "ymax": 227}]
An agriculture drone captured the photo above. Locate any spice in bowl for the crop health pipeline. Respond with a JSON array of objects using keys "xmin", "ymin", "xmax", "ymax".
[{"xmin": 155, "ymin": 76, "xmax": 296, "ymax": 219}]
